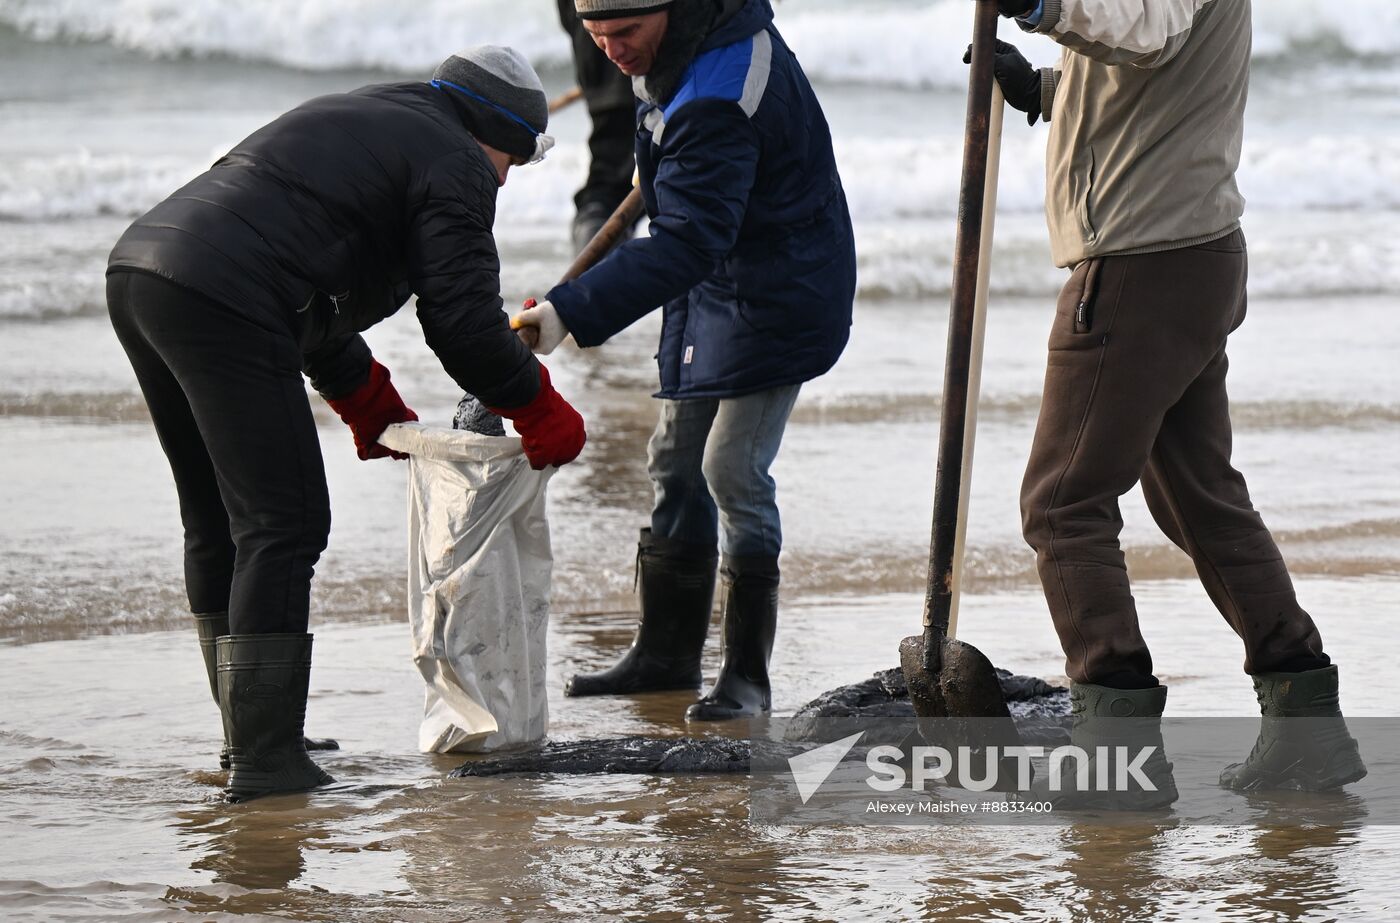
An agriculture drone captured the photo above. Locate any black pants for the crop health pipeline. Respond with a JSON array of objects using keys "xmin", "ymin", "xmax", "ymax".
[
  {"xmin": 557, "ymin": 0, "xmax": 636, "ymax": 214},
  {"xmin": 107, "ymin": 270, "xmax": 330, "ymax": 635},
  {"xmin": 1020, "ymin": 231, "xmax": 1328, "ymax": 687}
]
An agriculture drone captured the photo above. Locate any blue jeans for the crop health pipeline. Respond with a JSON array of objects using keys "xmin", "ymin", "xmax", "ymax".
[{"xmin": 647, "ymin": 384, "xmax": 802, "ymax": 558}]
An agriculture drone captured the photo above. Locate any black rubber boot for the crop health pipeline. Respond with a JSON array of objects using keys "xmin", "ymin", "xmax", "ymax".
[
  {"xmin": 194, "ymin": 612, "xmax": 234, "ymax": 770},
  {"xmin": 217, "ymin": 633, "xmax": 335, "ymax": 802},
  {"xmin": 565, "ymin": 529, "xmax": 718, "ymax": 697},
  {"xmin": 1018, "ymin": 683, "xmax": 1178, "ymax": 811},
  {"xmin": 685, "ymin": 554, "xmax": 779, "ymax": 722},
  {"xmin": 195, "ymin": 612, "xmax": 337, "ymax": 770},
  {"xmin": 1220, "ymin": 665, "xmax": 1367, "ymax": 792}
]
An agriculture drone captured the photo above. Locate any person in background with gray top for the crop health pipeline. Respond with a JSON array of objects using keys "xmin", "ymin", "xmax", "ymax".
[
  {"xmin": 978, "ymin": 0, "xmax": 1365, "ymax": 799},
  {"xmin": 107, "ymin": 46, "xmax": 585, "ymax": 801}
]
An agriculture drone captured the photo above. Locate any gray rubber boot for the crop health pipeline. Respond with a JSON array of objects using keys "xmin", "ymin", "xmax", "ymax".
[
  {"xmin": 217, "ymin": 633, "xmax": 335, "ymax": 802},
  {"xmin": 685, "ymin": 554, "xmax": 779, "ymax": 722},
  {"xmin": 566, "ymin": 529, "xmax": 718, "ymax": 697},
  {"xmin": 195, "ymin": 612, "xmax": 337, "ymax": 770},
  {"xmin": 1220, "ymin": 665, "xmax": 1367, "ymax": 792},
  {"xmin": 1019, "ymin": 683, "xmax": 1178, "ymax": 811}
]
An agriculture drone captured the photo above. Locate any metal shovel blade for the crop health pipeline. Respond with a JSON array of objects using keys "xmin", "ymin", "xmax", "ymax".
[
  {"xmin": 899, "ymin": 634, "xmax": 1026, "ymax": 793},
  {"xmin": 899, "ymin": 634, "xmax": 1011, "ymax": 720}
]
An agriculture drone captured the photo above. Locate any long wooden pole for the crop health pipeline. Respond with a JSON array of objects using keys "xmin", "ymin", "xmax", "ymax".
[
  {"xmin": 547, "ymin": 86, "xmax": 584, "ymax": 113},
  {"xmin": 514, "ymin": 188, "xmax": 645, "ymax": 350},
  {"xmin": 560, "ymin": 188, "xmax": 644, "ymax": 284},
  {"xmin": 947, "ymin": 82, "xmax": 1004, "ymax": 640},
  {"xmin": 920, "ymin": 0, "xmax": 1000, "ymax": 672}
]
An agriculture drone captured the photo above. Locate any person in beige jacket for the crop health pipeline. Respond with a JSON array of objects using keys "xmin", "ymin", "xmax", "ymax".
[{"xmin": 979, "ymin": 0, "xmax": 1366, "ymax": 799}]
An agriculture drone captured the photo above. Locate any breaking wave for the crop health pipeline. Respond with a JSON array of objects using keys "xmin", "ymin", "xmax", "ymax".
[
  {"xmin": 0, "ymin": 0, "xmax": 1396, "ymax": 84},
  {"xmin": 5, "ymin": 134, "xmax": 1399, "ymax": 225}
]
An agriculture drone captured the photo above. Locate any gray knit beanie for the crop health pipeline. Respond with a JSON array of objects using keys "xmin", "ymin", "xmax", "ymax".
[
  {"xmin": 576, "ymin": 0, "xmax": 675, "ymax": 20},
  {"xmin": 432, "ymin": 45, "xmax": 554, "ymax": 164}
]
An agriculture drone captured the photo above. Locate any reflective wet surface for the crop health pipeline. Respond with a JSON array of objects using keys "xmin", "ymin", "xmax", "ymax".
[
  {"xmin": 4, "ymin": 581, "xmax": 1400, "ymax": 920},
  {"xmin": 4, "ymin": 11, "xmax": 1400, "ymax": 921}
]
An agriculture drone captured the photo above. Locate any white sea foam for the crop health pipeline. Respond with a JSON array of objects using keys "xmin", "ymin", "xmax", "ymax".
[
  {"xmin": 2, "ymin": 0, "xmax": 1396, "ymax": 322},
  {"xmin": 0, "ymin": 0, "xmax": 572, "ymax": 73},
  {"xmin": 6, "ymin": 133, "xmax": 1398, "ymax": 226},
  {"xmin": 4, "ymin": 132, "xmax": 1398, "ymax": 314},
  {"xmin": 3, "ymin": 210, "xmax": 1398, "ymax": 323},
  {"xmin": 0, "ymin": 150, "xmax": 201, "ymax": 221},
  {"xmin": 0, "ymin": 0, "xmax": 1395, "ymax": 83}
]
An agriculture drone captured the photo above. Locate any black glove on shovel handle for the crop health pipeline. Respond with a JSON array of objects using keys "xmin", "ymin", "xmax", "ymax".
[
  {"xmin": 964, "ymin": 39, "xmax": 1042, "ymax": 125},
  {"xmin": 985, "ymin": 0, "xmax": 1037, "ymax": 17}
]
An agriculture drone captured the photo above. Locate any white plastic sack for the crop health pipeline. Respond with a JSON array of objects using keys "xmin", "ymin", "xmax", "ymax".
[{"xmin": 378, "ymin": 422, "xmax": 554, "ymax": 753}]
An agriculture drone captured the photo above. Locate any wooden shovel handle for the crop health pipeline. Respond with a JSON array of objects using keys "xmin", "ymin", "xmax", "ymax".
[
  {"xmin": 921, "ymin": 0, "xmax": 1001, "ymax": 667},
  {"xmin": 548, "ymin": 86, "xmax": 584, "ymax": 114},
  {"xmin": 560, "ymin": 187, "xmax": 645, "ymax": 284},
  {"xmin": 947, "ymin": 84, "xmax": 1005, "ymax": 641},
  {"xmin": 513, "ymin": 188, "xmax": 646, "ymax": 350}
]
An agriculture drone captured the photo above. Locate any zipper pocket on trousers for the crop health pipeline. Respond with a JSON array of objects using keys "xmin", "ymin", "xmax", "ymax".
[{"xmin": 1073, "ymin": 259, "xmax": 1104, "ymax": 334}]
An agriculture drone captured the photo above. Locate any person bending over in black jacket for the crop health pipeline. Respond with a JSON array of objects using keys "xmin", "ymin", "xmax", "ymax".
[{"xmin": 106, "ymin": 45, "xmax": 586, "ymax": 802}]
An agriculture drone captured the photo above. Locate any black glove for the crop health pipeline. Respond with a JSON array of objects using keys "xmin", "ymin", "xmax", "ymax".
[
  {"xmin": 982, "ymin": 0, "xmax": 1037, "ymax": 17},
  {"xmin": 963, "ymin": 39, "xmax": 1043, "ymax": 125}
]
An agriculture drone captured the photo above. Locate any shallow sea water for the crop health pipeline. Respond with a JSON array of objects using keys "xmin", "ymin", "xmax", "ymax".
[
  {"xmin": 5, "ymin": 582, "xmax": 1400, "ymax": 921},
  {"xmin": 2, "ymin": 3, "xmax": 1400, "ymax": 919}
]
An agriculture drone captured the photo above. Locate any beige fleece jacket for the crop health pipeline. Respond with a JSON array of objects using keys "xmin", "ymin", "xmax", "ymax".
[{"xmin": 1025, "ymin": 0, "xmax": 1251, "ymax": 267}]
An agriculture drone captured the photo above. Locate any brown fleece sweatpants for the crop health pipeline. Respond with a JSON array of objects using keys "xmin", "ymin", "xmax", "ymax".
[{"xmin": 1020, "ymin": 230, "xmax": 1329, "ymax": 688}]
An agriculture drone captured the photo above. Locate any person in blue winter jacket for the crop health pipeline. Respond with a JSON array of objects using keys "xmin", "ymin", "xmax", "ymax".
[{"xmin": 512, "ymin": 0, "xmax": 856, "ymax": 721}]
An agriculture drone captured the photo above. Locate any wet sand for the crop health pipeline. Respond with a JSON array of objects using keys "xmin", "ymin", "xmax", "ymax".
[{"xmin": 4, "ymin": 577, "xmax": 1400, "ymax": 920}]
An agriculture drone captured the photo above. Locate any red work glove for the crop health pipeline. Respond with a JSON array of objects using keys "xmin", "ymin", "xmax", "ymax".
[
  {"xmin": 487, "ymin": 364, "xmax": 586, "ymax": 470},
  {"xmin": 324, "ymin": 359, "xmax": 419, "ymax": 460}
]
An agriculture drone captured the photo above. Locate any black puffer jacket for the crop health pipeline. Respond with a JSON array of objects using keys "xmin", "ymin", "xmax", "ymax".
[{"xmin": 108, "ymin": 82, "xmax": 538, "ymax": 406}]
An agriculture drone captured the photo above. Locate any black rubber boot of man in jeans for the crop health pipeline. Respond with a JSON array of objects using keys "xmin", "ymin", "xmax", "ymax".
[
  {"xmin": 686, "ymin": 554, "xmax": 779, "ymax": 722},
  {"xmin": 565, "ymin": 529, "xmax": 717, "ymax": 697}
]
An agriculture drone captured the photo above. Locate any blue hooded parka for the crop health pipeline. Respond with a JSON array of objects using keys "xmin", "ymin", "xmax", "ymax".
[{"xmin": 546, "ymin": 0, "xmax": 856, "ymax": 399}]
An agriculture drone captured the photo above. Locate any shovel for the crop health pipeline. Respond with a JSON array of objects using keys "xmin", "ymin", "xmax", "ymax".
[
  {"xmin": 547, "ymin": 85, "xmax": 585, "ymax": 114},
  {"xmin": 561, "ymin": 187, "xmax": 644, "ymax": 285},
  {"xmin": 510, "ymin": 84, "xmax": 641, "ymax": 349},
  {"xmin": 514, "ymin": 187, "xmax": 645, "ymax": 350},
  {"xmin": 898, "ymin": 0, "xmax": 1016, "ymax": 726}
]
